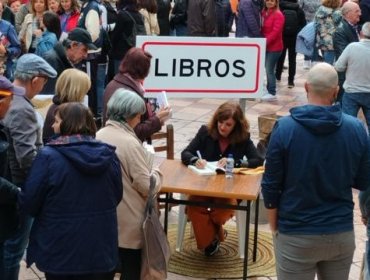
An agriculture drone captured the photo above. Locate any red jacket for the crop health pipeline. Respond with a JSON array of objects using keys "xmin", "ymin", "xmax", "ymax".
[
  {"xmin": 262, "ymin": 8, "xmax": 285, "ymax": 52},
  {"xmin": 59, "ymin": 11, "xmax": 80, "ymax": 33}
]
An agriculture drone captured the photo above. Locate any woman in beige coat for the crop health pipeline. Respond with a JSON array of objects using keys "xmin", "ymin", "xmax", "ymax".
[
  {"xmin": 96, "ymin": 88, "xmax": 162, "ymax": 280},
  {"xmin": 139, "ymin": 0, "xmax": 160, "ymax": 35},
  {"xmin": 19, "ymin": 0, "xmax": 49, "ymax": 53}
]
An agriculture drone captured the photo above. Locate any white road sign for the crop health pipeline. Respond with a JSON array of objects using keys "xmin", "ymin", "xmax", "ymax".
[{"xmin": 136, "ymin": 36, "xmax": 266, "ymax": 99}]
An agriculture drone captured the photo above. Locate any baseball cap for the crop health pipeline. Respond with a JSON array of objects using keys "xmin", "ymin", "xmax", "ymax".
[
  {"xmin": 16, "ymin": 54, "xmax": 57, "ymax": 79},
  {"xmin": 67, "ymin": 28, "xmax": 98, "ymax": 50},
  {"xmin": 0, "ymin": 76, "xmax": 25, "ymax": 98}
]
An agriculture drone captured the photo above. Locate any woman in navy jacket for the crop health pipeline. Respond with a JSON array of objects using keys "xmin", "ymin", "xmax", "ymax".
[
  {"xmin": 19, "ymin": 103, "xmax": 123, "ymax": 280},
  {"xmin": 181, "ymin": 102, "xmax": 263, "ymax": 256}
]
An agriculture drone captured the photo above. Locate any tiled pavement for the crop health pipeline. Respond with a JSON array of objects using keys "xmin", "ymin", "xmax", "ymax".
[{"xmin": 20, "ymin": 55, "xmax": 367, "ymax": 279}]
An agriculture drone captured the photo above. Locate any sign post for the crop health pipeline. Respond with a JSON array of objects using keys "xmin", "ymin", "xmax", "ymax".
[{"xmin": 137, "ymin": 36, "xmax": 266, "ymax": 100}]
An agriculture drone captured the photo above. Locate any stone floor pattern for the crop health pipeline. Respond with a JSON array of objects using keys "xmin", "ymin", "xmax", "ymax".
[{"xmin": 19, "ymin": 55, "xmax": 367, "ymax": 280}]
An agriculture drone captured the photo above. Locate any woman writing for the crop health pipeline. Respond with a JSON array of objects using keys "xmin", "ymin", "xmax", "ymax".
[
  {"xmin": 19, "ymin": 102, "xmax": 123, "ymax": 280},
  {"xmin": 97, "ymin": 89, "xmax": 163, "ymax": 279},
  {"xmin": 181, "ymin": 102, "xmax": 264, "ymax": 256}
]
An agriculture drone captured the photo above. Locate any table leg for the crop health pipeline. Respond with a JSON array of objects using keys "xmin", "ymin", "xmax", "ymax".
[
  {"xmin": 253, "ymin": 194, "xmax": 260, "ymax": 262},
  {"xmin": 243, "ymin": 201, "xmax": 251, "ymax": 280},
  {"xmin": 164, "ymin": 192, "xmax": 169, "ymax": 234}
]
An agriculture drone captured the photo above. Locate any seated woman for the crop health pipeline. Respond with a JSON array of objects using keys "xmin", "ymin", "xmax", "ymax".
[
  {"xmin": 97, "ymin": 89, "xmax": 163, "ymax": 279},
  {"xmin": 19, "ymin": 102, "xmax": 123, "ymax": 280},
  {"xmin": 181, "ymin": 101, "xmax": 264, "ymax": 256}
]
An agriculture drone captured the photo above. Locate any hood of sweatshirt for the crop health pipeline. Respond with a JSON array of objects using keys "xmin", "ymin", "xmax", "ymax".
[{"xmin": 290, "ymin": 104, "xmax": 342, "ymax": 135}]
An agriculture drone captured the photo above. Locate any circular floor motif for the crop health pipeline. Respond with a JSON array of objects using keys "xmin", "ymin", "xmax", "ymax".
[{"xmin": 167, "ymin": 225, "xmax": 276, "ymax": 279}]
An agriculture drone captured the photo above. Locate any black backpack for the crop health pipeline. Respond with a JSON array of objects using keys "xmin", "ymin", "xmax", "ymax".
[
  {"xmin": 122, "ymin": 9, "xmax": 147, "ymax": 47},
  {"xmin": 282, "ymin": 9, "xmax": 299, "ymax": 36}
]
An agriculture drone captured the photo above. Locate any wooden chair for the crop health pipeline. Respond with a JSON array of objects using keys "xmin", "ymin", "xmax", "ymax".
[
  {"xmin": 151, "ymin": 124, "xmax": 174, "ymax": 160},
  {"xmin": 152, "ymin": 124, "xmax": 174, "ymax": 210}
]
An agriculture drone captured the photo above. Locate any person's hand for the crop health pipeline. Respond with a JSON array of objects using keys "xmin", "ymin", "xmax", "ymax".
[
  {"xmin": 156, "ymin": 107, "xmax": 171, "ymax": 124},
  {"xmin": 217, "ymin": 157, "xmax": 227, "ymax": 168},
  {"xmin": 362, "ymin": 216, "xmax": 368, "ymax": 226},
  {"xmin": 0, "ymin": 44, "xmax": 6, "ymax": 55},
  {"xmin": 34, "ymin": 29, "xmax": 43, "ymax": 37},
  {"xmin": 195, "ymin": 159, "xmax": 207, "ymax": 169}
]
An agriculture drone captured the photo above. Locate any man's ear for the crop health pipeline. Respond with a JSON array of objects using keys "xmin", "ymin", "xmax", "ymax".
[
  {"xmin": 333, "ymin": 85, "xmax": 339, "ymax": 100},
  {"xmin": 304, "ymin": 82, "xmax": 310, "ymax": 99}
]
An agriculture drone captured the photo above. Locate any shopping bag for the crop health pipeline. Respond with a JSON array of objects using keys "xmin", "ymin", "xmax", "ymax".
[{"xmin": 141, "ymin": 176, "xmax": 171, "ymax": 280}]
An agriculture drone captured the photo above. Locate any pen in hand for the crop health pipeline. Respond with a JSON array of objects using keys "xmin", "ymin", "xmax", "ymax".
[{"xmin": 195, "ymin": 150, "xmax": 207, "ymax": 169}]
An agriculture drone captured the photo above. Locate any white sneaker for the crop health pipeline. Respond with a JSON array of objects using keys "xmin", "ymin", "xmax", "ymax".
[
  {"xmin": 261, "ymin": 93, "xmax": 277, "ymax": 101},
  {"xmin": 303, "ymin": 61, "xmax": 311, "ymax": 70}
]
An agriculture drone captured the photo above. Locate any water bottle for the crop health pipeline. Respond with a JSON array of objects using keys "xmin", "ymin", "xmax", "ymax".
[{"xmin": 225, "ymin": 154, "xmax": 234, "ymax": 179}]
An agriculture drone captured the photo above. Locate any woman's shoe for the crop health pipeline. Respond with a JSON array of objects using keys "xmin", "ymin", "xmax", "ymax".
[{"xmin": 204, "ymin": 239, "xmax": 220, "ymax": 256}]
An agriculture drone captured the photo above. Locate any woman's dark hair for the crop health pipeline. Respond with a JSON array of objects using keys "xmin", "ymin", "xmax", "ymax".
[
  {"xmin": 207, "ymin": 102, "xmax": 250, "ymax": 144},
  {"xmin": 139, "ymin": 0, "xmax": 157, "ymax": 13},
  {"xmin": 116, "ymin": 0, "xmax": 138, "ymax": 11},
  {"xmin": 119, "ymin": 47, "xmax": 152, "ymax": 80},
  {"xmin": 43, "ymin": 11, "xmax": 62, "ymax": 39},
  {"xmin": 54, "ymin": 102, "xmax": 97, "ymax": 136}
]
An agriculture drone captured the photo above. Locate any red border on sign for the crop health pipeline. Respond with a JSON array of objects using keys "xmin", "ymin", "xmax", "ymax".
[{"xmin": 141, "ymin": 41, "xmax": 261, "ymax": 94}]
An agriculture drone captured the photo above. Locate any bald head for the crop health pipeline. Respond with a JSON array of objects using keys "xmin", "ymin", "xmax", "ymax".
[
  {"xmin": 306, "ymin": 63, "xmax": 338, "ymax": 101},
  {"xmin": 342, "ymin": 1, "xmax": 361, "ymax": 24}
]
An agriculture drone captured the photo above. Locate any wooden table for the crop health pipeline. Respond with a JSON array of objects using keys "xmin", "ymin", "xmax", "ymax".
[{"xmin": 158, "ymin": 159, "xmax": 262, "ymax": 280}]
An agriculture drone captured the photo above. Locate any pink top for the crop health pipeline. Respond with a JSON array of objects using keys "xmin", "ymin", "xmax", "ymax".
[{"xmin": 262, "ymin": 8, "xmax": 285, "ymax": 52}]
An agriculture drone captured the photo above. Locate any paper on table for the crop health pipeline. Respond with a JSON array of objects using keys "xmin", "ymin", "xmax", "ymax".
[
  {"xmin": 233, "ymin": 166, "xmax": 265, "ymax": 175},
  {"xmin": 187, "ymin": 161, "xmax": 225, "ymax": 176}
]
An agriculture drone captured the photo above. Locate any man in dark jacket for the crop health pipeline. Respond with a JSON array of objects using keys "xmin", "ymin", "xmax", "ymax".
[
  {"xmin": 334, "ymin": 2, "xmax": 361, "ymax": 59},
  {"xmin": 187, "ymin": 0, "xmax": 216, "ymax": 36},
  {"xmin": 0, "ymin": 76, "xmax": 22, "ymax": 279},
  {"xmin": 0, "ymin": 54, "xmax": 56, "ymax": 280},
  {"xmin": 40, "ymin": 28, "xmax": 97, "ymax": 95},
  {"xmin": 333, "ymin": 1, "xmax": 361, "ymax": 103},
  {"xmin": 169, "ymin": 0, "xmax": 188, "ymax": 36},
  {"xmin": 262, "ymin": 63, "xmax": 370, "ymax": 279},
  {"xmin": 236, "ymin": 0, "xmax": 264, "ymax": 38}
]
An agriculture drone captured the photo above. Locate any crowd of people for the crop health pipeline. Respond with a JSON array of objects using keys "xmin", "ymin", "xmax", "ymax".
[{"xmin": 0, "ymin": 0, "xmax": 369, "ymax": 279}]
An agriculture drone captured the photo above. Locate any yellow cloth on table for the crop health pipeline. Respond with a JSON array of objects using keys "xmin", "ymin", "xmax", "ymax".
[{"xmin": 233, "ymin": 166, "xmax": 265, "ymax": 175}]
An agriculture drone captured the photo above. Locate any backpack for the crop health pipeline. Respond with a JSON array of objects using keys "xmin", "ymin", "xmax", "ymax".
[
  {"xmin": 283, "ymin": 9, "xmax": 299, "ymax": 36},
  {"xmin": 122, "ymin": 9, "xmax": 147, "ymax": 47}
]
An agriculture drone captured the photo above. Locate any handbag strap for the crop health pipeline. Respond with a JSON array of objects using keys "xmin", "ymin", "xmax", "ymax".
[{"xmin": 144, "ymin": 176, "xmax": 156, "ymax": 216}]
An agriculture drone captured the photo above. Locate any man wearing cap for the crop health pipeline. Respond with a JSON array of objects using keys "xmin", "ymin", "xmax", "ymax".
[
  {"xmin": 0, "ymin": 76, "xmax": 21, "ymax": 280},
  {"xmin": 40, "ymin": 27, "xmax": 97, "ymax": 96},
  {"xmin": 0, "ymin": 54, "xmax": 56, "ymax": 280}
]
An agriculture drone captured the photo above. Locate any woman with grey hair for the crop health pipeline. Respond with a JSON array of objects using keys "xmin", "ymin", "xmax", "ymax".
[{"xmin": 96, "ymin": 88, "xmax": 163, "ymax": 280}]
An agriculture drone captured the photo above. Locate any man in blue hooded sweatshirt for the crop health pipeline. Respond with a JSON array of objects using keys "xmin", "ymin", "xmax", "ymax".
[{"xmin": 262, "ymin": 62, "xmax": 370, "ymax": 280}]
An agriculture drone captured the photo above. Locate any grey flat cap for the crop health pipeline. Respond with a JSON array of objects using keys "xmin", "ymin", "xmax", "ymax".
[{"xmin": 16, "ymin": 54, "xmax": 57, "ymax": 78}]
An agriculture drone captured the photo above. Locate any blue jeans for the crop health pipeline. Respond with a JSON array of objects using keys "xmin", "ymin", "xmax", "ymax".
[
  {"xmin": 96, "ymin": 63, "xmax": 107, "ymax": 117},
  {"xmin": 322, "ymin": 50, "xmax": 335, "ymax": 65},
  {"xmin": 3, "ymin": 215, "xmax": 33, "ymax": 280},
  {"xmin": 274, "ymin": 231, "xmax": 355, "ymax": 280},
  {"xmin": 170, "ymin": 24, "xmax": 187, "ymax": 36},
  {"xmin": 265, "ymin": 51, "xmax": 282, "ymax": 95},
  {"xmin": 342, "ymin": 92, "xmax": 370, "ymax": 134}
]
